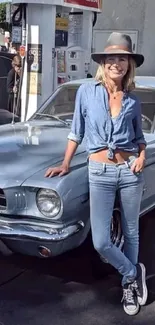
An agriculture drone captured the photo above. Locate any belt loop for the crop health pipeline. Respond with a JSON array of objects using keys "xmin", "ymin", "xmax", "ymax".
[
  {"xmin": 125, "ymin": 160, "xmax": 130, "ymax": 168},
  {"xmin": 103, "ymin": 163, "xmax": 106, "ymax": 172}
]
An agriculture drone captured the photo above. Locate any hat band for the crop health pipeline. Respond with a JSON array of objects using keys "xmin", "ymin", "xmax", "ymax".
[{"xmin": 104, "ymin": 45, "xmax": 132, "ymax": 53}]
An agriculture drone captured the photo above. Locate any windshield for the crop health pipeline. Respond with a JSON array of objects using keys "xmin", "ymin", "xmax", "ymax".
[
  {"xmin": 33, "ymin": 85, "xmax": 79, "ymax": 123},
  {"xmin": 33, "ymin": 84, "xmax": 155, "ymax": 133}
]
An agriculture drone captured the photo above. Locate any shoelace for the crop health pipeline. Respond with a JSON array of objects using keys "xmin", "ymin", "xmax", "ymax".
[
  {"xmin": 132, "ymin": 281, "xmax": 140, "ymax": 296},
  {"xmin": 121, "ymin": 285, "xmax": 135, "ymax": 304}
]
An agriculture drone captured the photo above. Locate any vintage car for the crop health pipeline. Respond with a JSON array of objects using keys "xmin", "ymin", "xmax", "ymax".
[{"xmin": 0, "ymin": 76, "xmax": 154, "ymax": 260}]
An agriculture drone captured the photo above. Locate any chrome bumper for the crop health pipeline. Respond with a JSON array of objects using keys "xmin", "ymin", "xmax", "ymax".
[{"xmin": 0, "ymin": 217, "xmax": 85, "ymax": 241}]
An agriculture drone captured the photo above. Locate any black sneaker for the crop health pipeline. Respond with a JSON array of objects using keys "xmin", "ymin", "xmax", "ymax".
[
  {"xmin": 122, "ymin": 283, "xmax": 139, "ymax": 316},
  {"xmin": 132, "ymin": 263, "xmax": 148, "ymax": 306}
]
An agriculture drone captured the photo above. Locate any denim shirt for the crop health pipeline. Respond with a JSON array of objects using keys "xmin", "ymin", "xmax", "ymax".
[{"xmin": 68, "ymin": 81, "xmax": 146, "ymax": 159}]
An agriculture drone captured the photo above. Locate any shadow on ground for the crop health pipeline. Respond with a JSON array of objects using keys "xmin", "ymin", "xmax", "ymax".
[
  {"xmin": 1, "ymin": 210, "xmax": 155, "ymax": 284},
  {"xmin": 0, "ymin": 211, "xmax": 155, "ymax": 325}
]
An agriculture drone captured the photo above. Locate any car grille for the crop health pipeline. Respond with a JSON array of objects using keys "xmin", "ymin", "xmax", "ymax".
[{"xmin": 0, "ymin": 189, "xmax": 6, "ymax": 210}]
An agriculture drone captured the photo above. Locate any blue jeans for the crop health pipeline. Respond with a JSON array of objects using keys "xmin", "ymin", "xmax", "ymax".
[{"xmin": 88, "ymin": 157, "xmax": 144, "ymax": 286}]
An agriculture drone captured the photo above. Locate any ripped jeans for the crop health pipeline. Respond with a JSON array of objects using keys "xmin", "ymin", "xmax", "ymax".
[{"xmin": 88, "ymin": 156, "xmax": 144, "ymax": 286}]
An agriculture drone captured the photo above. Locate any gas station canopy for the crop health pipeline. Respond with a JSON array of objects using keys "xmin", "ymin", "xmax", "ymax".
[{"xmin": 11, "ymin": 0, "xmax": 102, "ymax": 12}]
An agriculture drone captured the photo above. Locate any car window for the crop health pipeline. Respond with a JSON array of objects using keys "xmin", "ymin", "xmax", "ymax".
[
  {"xmin": 34, "ymin": 84, "xmax": 155, "ymax": 132},
  {"xmin": 134, "ymin": 89, "xmax": 155, "ymax": 133},
  {"xmin": 141, "ymin": 103, "xmax": 155, "ymax": 133},
  {"xmin": 42, "ymin": 86, "xmax": 78, "ymax": 116}
]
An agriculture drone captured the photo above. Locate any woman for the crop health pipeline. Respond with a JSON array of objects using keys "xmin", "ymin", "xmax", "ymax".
[
  {"xmin": 7, "ymin": 55, "xmax": 21, "ymax": 114},
  {"xmin": 45, "ymin": 32, "xmax": 148, "ymax": 315}
]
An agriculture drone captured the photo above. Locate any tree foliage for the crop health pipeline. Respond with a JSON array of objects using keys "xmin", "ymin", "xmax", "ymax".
[
  {"xmin": 0, "ymin": 3, "xmax": 11, "ymax": 33},
  {"xmin": 0, "ymin": 3, "xmax": 6, "ymax": 23}
]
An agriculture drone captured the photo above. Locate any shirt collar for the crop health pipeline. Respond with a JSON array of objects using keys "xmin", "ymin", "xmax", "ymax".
[
  {"xmin": 92, "ymin": 80, "xmax": 102, "ymax": 86},
  {"xmin": 92, "ymin": 80, "xmax": 128, "ymax": 95}
]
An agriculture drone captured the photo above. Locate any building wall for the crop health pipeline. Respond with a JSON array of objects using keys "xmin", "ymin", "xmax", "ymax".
[{"xmin": 93, "ymin": 0, "xmax": 154, "ymax": 76}]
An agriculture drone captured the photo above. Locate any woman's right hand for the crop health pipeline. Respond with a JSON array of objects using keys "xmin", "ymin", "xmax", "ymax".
[
  {"xmin": 45, "ymin": 141, "xmax": 78, "ymax": 178},
  {"xmin": 44, "ymin": 163, "xmax": 69, "ymax": 178}
]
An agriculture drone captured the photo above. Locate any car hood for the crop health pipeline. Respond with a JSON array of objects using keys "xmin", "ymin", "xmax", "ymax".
[{"xmin": 0, "ymin": 120, "xmax": 86, "ymax": 188}]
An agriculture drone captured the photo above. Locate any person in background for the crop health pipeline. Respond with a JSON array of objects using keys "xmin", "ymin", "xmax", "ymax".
[
  {"xmin": 7, "ymin": 55, "xmax": 21, "ymax": 114},
  {"xmin": 45, "ymin": 32, "xmax": 148, "ymax": 316}
]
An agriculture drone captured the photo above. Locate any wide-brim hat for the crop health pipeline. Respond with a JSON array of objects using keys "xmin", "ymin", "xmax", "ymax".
[{"xmin": 91, "ymin": 32, "xmax": 144, "ymax": 68}]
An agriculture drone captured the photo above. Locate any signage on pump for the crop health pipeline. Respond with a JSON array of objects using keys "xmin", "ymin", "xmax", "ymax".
[{"xmin": 63, "ymin": 0, "xmax": 102, "ymax": 11}]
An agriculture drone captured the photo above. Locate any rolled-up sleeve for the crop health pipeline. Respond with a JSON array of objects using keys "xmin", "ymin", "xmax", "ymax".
[
  {"xmin": 68, "ymin": 84, "xmax": 85, "ymax": 144},
  {"xmin": 133, "ymin": 99, "xmax": 147, "ymax": 147}
]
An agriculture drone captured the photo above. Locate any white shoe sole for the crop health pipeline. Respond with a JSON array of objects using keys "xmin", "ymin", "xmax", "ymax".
[
  {"xmin": 137, "ymin": 263, "xmax": 148, "ymax": 306},
  {"xmin": 123, "ymin": 304, "xmax": 140, "ymax": 316}
]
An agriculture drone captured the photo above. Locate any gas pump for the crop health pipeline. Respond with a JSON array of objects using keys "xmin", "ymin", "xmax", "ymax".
[
  {"xmin": 53, "ymin": 9, "xmax": 96, "ymax": 90},
  {"xmin": 66, "ymin": 46, "xmax": 85, "ymax": 81},
  {"xmin": 54, "ymin": 46, "xmax": 85, "ymax": 89},
  {"xmin": 11, "ymin": 0, "xmax": 102, "ymax": 121}
]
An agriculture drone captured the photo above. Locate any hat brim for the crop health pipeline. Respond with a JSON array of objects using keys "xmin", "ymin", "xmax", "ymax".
[{"xmin": 91, "ymin": 49, "xmax": 144, "ymax": 68}]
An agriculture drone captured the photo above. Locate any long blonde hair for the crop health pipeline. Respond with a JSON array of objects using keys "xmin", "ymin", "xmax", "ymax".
[{"xmin": 95, "ymin": 56, "xmax": 136, "ymax": 92}]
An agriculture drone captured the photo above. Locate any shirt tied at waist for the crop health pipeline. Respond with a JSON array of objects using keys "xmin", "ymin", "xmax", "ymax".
[{"xmin": 107, "ymin": 144, "xmax": 116, "ymax": 159}]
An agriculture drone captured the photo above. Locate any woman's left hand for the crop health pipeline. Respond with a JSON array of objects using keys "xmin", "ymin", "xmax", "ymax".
[{"xmin": 130, "ymin": 157, "xmax": 145, "ymax": 173}]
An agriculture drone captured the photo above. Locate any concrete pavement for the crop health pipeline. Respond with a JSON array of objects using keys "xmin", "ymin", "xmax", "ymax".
[{"xmin": 0, "ymin": 211, "xmax": 155, "ymax": 325}]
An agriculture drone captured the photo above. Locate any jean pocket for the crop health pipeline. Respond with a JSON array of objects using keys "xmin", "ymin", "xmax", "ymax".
[
  {"xmin": 131, "ymin": 170, "xmax": 143, "ymax": 178},
  {"xmin": 127, "ymin": 161, "xmax": 144, "ymax": 179},
  {"xmin": 88, "ymin": 166, "xmax": 104, "ymax": 176},
  {"xmin": 127, "ymin": 157, "xmax": 138, "ymax": 172},
  {"xmin": 127, "ymin": 156, "xmax": 137, "ymax": 167}
]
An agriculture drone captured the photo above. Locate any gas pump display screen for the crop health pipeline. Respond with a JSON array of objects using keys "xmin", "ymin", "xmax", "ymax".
[{"xmin": 55, "ymin": 30, "xmax": 68, "ymax": 47}]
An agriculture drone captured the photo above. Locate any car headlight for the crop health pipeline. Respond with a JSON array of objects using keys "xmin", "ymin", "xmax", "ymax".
[{"xmin": 36, "ymin": 189, "xmax": 62, "ymax": 218}]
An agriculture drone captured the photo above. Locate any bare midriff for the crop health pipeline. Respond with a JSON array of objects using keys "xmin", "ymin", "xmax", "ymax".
[{"xmin": 89, "ymin": 148, "xmax": 137, "ymax": 164}]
